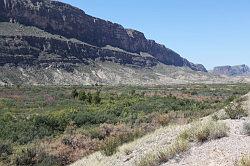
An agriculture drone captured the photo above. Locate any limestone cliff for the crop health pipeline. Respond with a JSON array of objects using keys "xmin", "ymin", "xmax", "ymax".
[{"xmin": 0, "ymin": 0, "xmax": 207, "ymax": 72}]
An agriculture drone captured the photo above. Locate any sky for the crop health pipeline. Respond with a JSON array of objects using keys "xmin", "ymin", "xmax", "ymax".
[{"xmin": 61, "ymin": 0, "xmax": 250, "ymax": 69}]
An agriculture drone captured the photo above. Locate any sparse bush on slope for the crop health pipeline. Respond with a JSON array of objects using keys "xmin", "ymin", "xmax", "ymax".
[
  {"xmin": 179, "ymin": 119, "xmax": 229, "ymax": 142},
  {"xmin": 225, "ymin": 96, "xmax": 248, "ymax": 119},
  {"xmin": 237, "ymin": 155, "xmax": 250, "ymax": 166},
  {"xmin": 136, "ymin": 137, "xmax": 189, "ymax": 166},
  {"xmin": 225, "ymin": 103, "xmax": 247, "ymax": 119},
  {"xmin": 101, "ymin": 128, "xmax": 143, "ymax": 156},
  {"xmin": 137, "ymin": 119, "xmax": 229, "ymax": 166},
  {"xmin": 15, "ymin": 147, "xmax": 58, "ymax": 166}
]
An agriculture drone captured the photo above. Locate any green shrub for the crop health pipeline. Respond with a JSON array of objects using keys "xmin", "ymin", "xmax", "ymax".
[
  {"xmin": 191, "ymin": 90, "xmax": 198, "ymax": 95},
  {"xmin": 1, "ymin": 84, "xmax": 249, "ymax": 166},
  {"xmin": 71, "ymin": 89, "xmax": 78, "ymax": 99},
  {"xmin": 34, "ymin": 113, "xmax": 70, "ymax": 132},
  {"xmin": 0, "ymin": 118, "xmax": 51, "ymax": 144},
  {"xmin": 87, "ymin": 92, "xmax": 92, "ymax": 103},
  {"xmin": 101, "ymin": 137, "xmax": 120, "ymax": 156},
  {"xmin": 73, "ymin": 111, "xmax": 113, "ymax": 126},
  {"xmin": 129, "ymin": 89, "xmax": 136, "ymax": 96},
  {"xmin": 78, "ymin": 91, "xmax": 87, "ymax": 101},
  {"xmin": 93, "ymin": 91, "xmax": 101, "ymax": 104},
  {"xmin": 87, "ymin": 128, "xmax": 105, "ymax": 140},
  {"xmin": 0, "ymin": 141, "xmax": 12, "ymax": 157},
  {"xmin": 15, "ymin": 148, "xmax": 58, "ymax": 166},
  {"xmin": 226, "ymin": 95, "xmax": 236, "ymax": 103},
  {"xmin": 0, "ymin": 111, "xmax": 75, "ymax": 144},
  {"xmin": 101, "ymin": 130, "xmax": 143, "ymax": 156}
]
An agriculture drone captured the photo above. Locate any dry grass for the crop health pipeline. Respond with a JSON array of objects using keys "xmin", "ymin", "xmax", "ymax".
[
  {"xmin": 123, "ymin": 147, "xmax": 133, "ymax": 155},
  {"xmin": 157, "ymin": 138, "xmax": 189, "ymax": 163},
  {"xmin": 225, "ymin": 99, "xmax": 248, "ymax": 119},
  {"xmin": 136, "ymin": 153, "xmax": 159, "ymax": 166},
  {"xmin": 179, "ymin": 119, "xmax": 229, "ymax": 142},
  {"xmin": 152, "ymin": 113, "xmax": 171, "ymax": 126},
  {"xmin": 211, "ymin": 109, "xmax": 230, "ymax": 121},
  {"xmin": 237, "ymin": 155, "xmax": 250, "ymax": 166},
  {"xmin": 136, "ymin": 137, "xmax": 189, "ymax": 166},
  {"xmin": 136, "ymin": 119, "xmax": 228, "ymax": 166}
]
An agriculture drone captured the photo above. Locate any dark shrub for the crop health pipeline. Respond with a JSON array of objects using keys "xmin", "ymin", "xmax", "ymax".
[
  {"xmin": 129, "ymin": 89, "xmax": 136, "ymax": 96},
  {"xmin": 93, "ymin": 91, "xmax": 101, "ymax": 104},
  {"xmin": 15, "ymin": 148, "xmax": 58, "ymax": 166},
  {"xmin": 87, "ymin": 92, "xmax": 92, "ymax": 104},
  {"xmin": 71, "ymin": 89, "xmax": 78, "ymax": 99},
  {"xmin": 73, "ymin": 111, "xmax": 115, "ymax": 126},
  {"xmin": 0, "ymin": 142, "xmax": 12, "ymax": 157},
  {"xmin": 78, "ymin": 91, "xmax": 86, "ymax": 101}
]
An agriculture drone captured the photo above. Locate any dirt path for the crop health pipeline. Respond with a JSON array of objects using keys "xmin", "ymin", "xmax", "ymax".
[{"xmin": 70, "ymin": 92, "xmax": 250, "ymax": 166}]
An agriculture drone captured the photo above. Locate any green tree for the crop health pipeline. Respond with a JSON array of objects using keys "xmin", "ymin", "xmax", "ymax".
[
  {"xmin": 87, "ymin": 92, "xmax": 92, "ymax": 104},
  {"xmin": 93, "ymin": 91, "xmax": 101, "ymax": 104},
  {"xmin": 78, "ymin": 91, "xmax": 87, "ymax": 101},
  {"xmin": 71, "ymin": 89, "xmax": 78, "ymax": 99},
  {"xmin": 129, "ymin": 89, "xmax": 136, "ymax": 96}
]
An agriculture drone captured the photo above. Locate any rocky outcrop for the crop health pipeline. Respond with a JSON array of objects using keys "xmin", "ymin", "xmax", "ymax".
[
  {"xmin": 212, "ymin": 65, "xmax": 250, "ymax": 76},
  {"xmin": 0, "ymin": 22, "xmax": 158, "ymax": 71},
  {"xmin": 0, "ymin": 0, "xmax": 207, "ymax": 72}
]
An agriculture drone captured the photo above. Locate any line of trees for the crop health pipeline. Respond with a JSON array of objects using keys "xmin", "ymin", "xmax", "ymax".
[{"xmin": 71, "ymin": 89, "xmax": 101, "ymax": 104}]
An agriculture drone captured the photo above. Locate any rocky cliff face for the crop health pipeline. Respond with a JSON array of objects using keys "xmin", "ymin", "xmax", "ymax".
[
  {"xmin": 0, "ymin": 22, "xmax": 158, "ymax": 72},
  {"xmin": 212, "ymin": 65, "xmax": 250, "ymax": 76},
  {"xmin": 0, "ymin": 0, "xmax": 207, "ymax": 72}
]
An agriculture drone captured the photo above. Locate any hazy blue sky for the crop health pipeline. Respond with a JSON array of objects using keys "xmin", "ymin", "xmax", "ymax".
[{"xmin": 61, "ymin": 0, "xmax": 250, "ymax": 69}]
